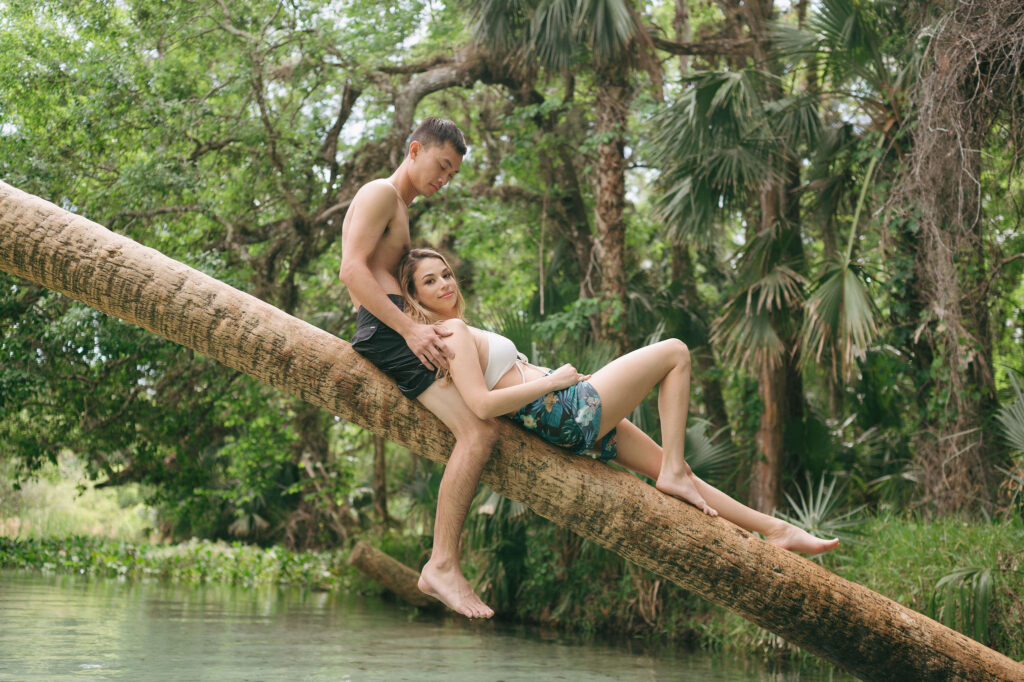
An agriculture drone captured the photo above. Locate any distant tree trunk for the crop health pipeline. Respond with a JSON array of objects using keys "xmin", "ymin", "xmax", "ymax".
[
  {"xmin": 673, "ymin": 0, "xmax": 691, "ymax": 74},
  {"xmin": 3, "ymin": 181, "xmax": 1023, "ymax": 681},
  {"xmin": 897, "ymin": 0, "xmax": 1022, "ymax": 511},
  {"xmin": 742, "ymin": 0, "xmax": 808, "ymax": 514},
  {"xmin": 752, "ymin": 361, "xmax": 785, "ymax": 512},
  {"xmin": 594, "ymin": 63, "xmax": 632, "ymax": 351},
  {"xmin": 373, "ymin": 434, "xmax": 390, "ymax": 524}
]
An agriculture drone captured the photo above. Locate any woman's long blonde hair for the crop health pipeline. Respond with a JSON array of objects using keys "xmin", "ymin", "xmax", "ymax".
[
  {"xmin": 397, "ymin": 247, "xmax": 466, "ymax": 323},
  {"xmin": 397, "ymin": 248, "xmax": 466, "ymax": 384}
]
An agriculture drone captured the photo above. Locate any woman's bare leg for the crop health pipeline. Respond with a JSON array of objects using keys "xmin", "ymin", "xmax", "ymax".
[
  {"xmin": 612, "ymin": 419, "xmax": 839, "ymax": 555},
  {"xmin": 586, "ymin": 339, "xmax": 715, "ymax": 515}
]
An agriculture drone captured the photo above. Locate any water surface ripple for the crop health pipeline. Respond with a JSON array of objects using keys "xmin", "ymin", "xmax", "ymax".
[{"xmin": 0, "ymin": 569, "xmax": 831, "ymax": 681}]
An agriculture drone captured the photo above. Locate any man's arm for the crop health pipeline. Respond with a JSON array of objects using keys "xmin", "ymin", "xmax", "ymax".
[{"xmin": 339, "ymin": 183, "xmax": 452, "ymax": 370}]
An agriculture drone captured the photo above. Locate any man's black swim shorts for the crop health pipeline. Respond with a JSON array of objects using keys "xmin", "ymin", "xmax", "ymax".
[{"xmin": 351, "ymin": 294, "xmax": 436, "ymax": 400}]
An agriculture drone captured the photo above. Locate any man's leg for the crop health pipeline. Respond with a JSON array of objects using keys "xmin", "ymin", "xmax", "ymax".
[{"xmin": 415, "ymin": 381, "xmax": 498, "ymax": 618}]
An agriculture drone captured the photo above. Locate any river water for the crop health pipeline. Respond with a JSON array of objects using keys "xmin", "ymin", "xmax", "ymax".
[{"xmin": 0, "ymin": 569, "xmax": 842, "ymax": 681}]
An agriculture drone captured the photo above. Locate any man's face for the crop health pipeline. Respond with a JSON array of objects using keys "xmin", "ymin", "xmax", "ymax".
[{"xmin": 411, "ymin": 141, "xmax": 462, "ymax": 197}]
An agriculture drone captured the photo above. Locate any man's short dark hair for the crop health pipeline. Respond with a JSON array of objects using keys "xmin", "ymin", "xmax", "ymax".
[{"xmin": 410, "ymin": 117, "xmax": 467, "ymax": 156}]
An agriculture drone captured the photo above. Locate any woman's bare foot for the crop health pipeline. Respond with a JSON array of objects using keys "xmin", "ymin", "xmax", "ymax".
[
  {"xmin": 764, "ymin": 521, "xmax": 840, "ymax": 555},
  {"xmin": 656, "ymin": 471, "xmax": 718, "ymax": 516},
  {"xmin": 418, "ymin": 558, "xmax": 494, "ymax": 619}
]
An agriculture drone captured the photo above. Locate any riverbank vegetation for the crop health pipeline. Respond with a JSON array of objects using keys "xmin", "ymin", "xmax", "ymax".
[
  {"xmin": 2, "ymin": 513, "xmax": 1021, "ymax": 661},
  {"xmin": 2, "ymin": 0, "xmax": 1024, "ymax": 667}
]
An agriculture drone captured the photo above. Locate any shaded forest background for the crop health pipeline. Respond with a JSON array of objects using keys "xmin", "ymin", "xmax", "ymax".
[{"xmin": 2, "ymin": 0, "xmax": 1023, "ymax": 585}]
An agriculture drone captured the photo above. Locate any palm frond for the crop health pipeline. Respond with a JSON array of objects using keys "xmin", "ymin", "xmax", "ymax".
[
  {"xmin": 528, "ymin": 0, "xmax": 576, "ymax": 70},
  {"xmin": 684, "ymin": 420, "xmax": 736, "ymax": 484},
  {"xmin": 711, "ymin": 255, "xmax": 805, "ymax": 373},
  {"xmin": 928, "ymin": 566, "xmax": 995, "ymax": 644},
  {"xmin": 488, "ymin": 308, "xmax": 535, "ymax": 360},
  {"xmin": 766, "ymin": 92, "xmax": 822, "ymax": 149},
  {"xmin": 768, "ymin": 22, "xmax": 820, "ymax": 60},
  {"xmin": 470, "ymin": 0, "xmax": 528, "ymax": 52},
  {"xmin": 801, "ymin": 260, "xmax": 879, "ymax": 380},
  {"xmin": 573, "ymin": 0, "xmax": 639, "ymax": 64},
  {"xmin": 749, "ymin": 265, "xmax": 805, "ymax": 314},
  {"xmin": 651, "ymin": 70, "xmax": 781, "ymax": 244},
  {"xmin": 996, "ymin": 371, "xmax": 1024, "ymax": 454},
  {"xmin": 712, "ymin": 306, "xmax": 786, "ymax": 373},
  {"xmin": 811, "ymin": 0, "xmax": 888, "ymax": 90},
  {"xmin": 695, "ymin": 139, "xmax": 780, "ymax": 194},
  {"xmin": 777, "ymin": 472, "xmax": 867, "ymax": 552}
]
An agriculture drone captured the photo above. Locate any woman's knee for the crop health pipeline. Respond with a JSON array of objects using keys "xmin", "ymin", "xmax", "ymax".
[{"xmin": 662, "ymin": 338, "xmax": 690, "ymax": 369}]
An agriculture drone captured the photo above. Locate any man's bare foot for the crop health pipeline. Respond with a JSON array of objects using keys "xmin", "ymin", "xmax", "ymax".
[
  {"xmin": 656, "ymin": 472, "xmax": 718, "ymax": 516},
  {"xmin": 418, "ymin": 558, "xmax": 494, "ymax": 619},
  {"xmin": 764, "ymin": 522, "xmax": 840, "ymax": 555}
]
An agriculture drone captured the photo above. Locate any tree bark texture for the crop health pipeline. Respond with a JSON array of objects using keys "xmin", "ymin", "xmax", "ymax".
[
  {"xmin": 752, "ymin": 361, "xmax": 785, "ymax": 513},
  {"xmin": 1, "ymin": 181, "xmax": 1022, "ymax": 681},
  {"xmin": 895, "ymin": 0, "xmax": 1024, "ymax": 511},
  {"xmin": 593, "ymin": 64, "xmax": 632, "ymax": 352},
  {"xmin": 348, "ymin": 540, "xmax": 437, "ymax": 609}
]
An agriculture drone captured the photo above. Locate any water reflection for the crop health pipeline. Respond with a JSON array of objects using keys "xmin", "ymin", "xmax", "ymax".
[{"xmin": 0, "ymin": 570, "xmax": 841, "ymax": 681}]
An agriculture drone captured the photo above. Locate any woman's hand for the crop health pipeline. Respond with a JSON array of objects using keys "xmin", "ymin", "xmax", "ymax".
[{"xmin": 548, "ymin": 363, "xmax": 588, "ymax": 391}]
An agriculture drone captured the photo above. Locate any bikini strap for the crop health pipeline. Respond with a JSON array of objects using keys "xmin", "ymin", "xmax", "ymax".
[{"xmin": 515, "ymin": 352, "xmax": 528, "ymax": 384}]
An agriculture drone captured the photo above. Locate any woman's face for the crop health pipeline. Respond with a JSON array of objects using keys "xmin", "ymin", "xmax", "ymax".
[{"xmin": 412, "ymin": 257, "xmax": 458, "ymax": 316}]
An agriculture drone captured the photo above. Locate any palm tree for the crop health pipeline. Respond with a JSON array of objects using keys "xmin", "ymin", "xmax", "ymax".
[
  {"xmin": 470, "ymin": 0, "xmax": 652, "ymax": 351},
  {"xmin": 649, "ymin": 0, "xmax": 903, "ymax": 511}
]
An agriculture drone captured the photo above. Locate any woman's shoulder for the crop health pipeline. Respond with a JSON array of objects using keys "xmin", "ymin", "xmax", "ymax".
[{"xmin": 437, "ymin": 317, "xmax": 471, "ymax": 333}]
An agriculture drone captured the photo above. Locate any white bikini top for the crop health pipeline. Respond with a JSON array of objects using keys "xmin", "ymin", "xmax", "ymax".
[{"xmin": 481, "ymin": 329, "xmax": 528, "ymax": 389}]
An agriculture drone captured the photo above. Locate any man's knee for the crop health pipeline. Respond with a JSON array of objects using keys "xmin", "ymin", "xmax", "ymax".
[{"xmin": 457, "ymin": 418, "xmax": 499, "ymax": 452}]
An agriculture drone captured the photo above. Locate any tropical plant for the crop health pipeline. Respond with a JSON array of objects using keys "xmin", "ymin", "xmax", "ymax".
[
  {"xmin": 995, "ymin": 371, "xmax": 1024, "ymax": 515},
  {"xmin": 995, "ymin": 371, "xmax": 1024, "ymax": 455},
  {"xmin": 776, "ymin": 472, "xmax": 867, "ymax": 554},
  {"xmin": 928, "ymin": 566, "xmax": 995, "ymax": 645},
  {"xmin": 469, "ymin": 0, "xmax": 653, "ymax": 348},
  {"xmin": 683, "ymin": 420, "xmax": 737, "ymax": 485},
  {"xmin": 465, "ymin": 488, "xmax": 532, "ymax": 612}
]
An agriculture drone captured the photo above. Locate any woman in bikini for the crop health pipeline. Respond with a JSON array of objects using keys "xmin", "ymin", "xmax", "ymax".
[{"xmin": 397, "ymin": 248, "xmax": 839, "ymax": 555}]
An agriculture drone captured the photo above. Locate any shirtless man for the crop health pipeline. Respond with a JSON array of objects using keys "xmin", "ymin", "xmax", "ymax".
[{"xmin": 339, "ymin": 118, "xmax": 497, "ymax": 619}]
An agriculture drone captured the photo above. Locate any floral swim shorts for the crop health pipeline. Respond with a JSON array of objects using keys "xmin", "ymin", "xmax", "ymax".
[{"xmin": 509, "ymin": 379, "xmax": 617, "ymax": 461}]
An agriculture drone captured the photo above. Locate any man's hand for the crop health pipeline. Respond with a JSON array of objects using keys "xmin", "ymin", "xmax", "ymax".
[{"xmin": 405, "ymin": 322, "xmax": 454, "ymax": 371}]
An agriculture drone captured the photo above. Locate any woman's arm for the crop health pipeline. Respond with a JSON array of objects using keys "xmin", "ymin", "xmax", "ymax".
[{"xmin": 440, "ymin": 319, "xmax": 582, "ymax": 420}]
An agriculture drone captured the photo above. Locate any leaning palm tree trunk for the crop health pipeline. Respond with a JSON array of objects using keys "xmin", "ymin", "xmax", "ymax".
[{"xmin": 0, "ymin": 180, "xmax": 1020, "ymax": 681}]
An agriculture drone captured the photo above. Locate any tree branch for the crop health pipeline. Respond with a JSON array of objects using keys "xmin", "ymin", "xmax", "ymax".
[
  {"xmin": 649, "ymin": 34, "xmax": 753, "ymax": 57},
  {"xmin": 980, "ymin": 252, "xmax": 1024, "ymax": 298}
]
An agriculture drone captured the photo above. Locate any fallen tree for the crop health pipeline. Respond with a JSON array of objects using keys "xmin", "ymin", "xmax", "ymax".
[
  {"xmin": 348, "ymin": 540, "xmax": 438, "ymax": 609},
  {"xmin": 1, "ymin": 180, "xmax": 1021, "ymax": 681}
]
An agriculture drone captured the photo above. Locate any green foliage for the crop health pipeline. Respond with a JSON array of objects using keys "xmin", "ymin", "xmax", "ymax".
[
  {"xmin": 0, "ymin": 535, "xmax": 353, "ymax": 589},
  {"xmin": 684, "ymin": 420, "xmax": 737, "ymax": 485},
  {"xmin": 839, "ymin": 515, "xmax": 1024, "ymax": 657},
  {"xmin": 929, "ymin": 566, "xmax": 995, "ymax": 645},
  {"xmin": 777, "ymin": 472, "xmax": 867, "ymax": 550},
  {"xmin": 996, "ymin": 371, "xmax": 1024, "ymax": 455},
  {"xmin": 0, "ymin": 455, "xmax": 154, "ymax": 541},
  {"xmin": 470, "ymin": 0, "xmax": 640, "ymax": 70}
]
